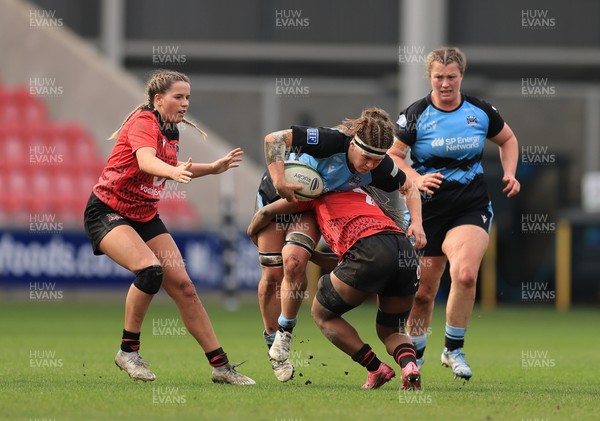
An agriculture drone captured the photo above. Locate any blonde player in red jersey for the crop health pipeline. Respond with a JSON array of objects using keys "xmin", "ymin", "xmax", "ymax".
[
  {"xmin": 83, "ymin": 69, "xmax": 254, "ymax": 385},
  {"xmin": 249, "ymin": 185, "xmax": 425, "ymax": 390}
]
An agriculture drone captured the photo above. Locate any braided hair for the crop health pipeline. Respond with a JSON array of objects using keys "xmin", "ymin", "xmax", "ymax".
[
  {"xmin": 109, "ymin": 69, "xmax": 206, "ymax": 140},
  {"xmin": 425, "ymin": 47, "xmax": 466, "ymax": 77},
  {"xmin": 338, "ymin": 107, "xmax": 395, "ymax": 152}
]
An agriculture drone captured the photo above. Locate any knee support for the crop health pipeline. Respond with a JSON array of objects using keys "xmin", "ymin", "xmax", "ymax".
[
  {"xmin": 284, "ymin": 231, "xmax": 316, "ymax": 255},
  {"xmin": 133, "ymin": 265, "xmax": 163, "ymax": 295},
  {"xmin": 258, "ymin": 252, "xmax": 283, "ymax": 267},
  {"xmin": 376, "ymin": 309, "xmax": 411, "ymax": 330},
  {"xmin": 316, "ymin": 274, "xmax": 355, "ymax": 316}
]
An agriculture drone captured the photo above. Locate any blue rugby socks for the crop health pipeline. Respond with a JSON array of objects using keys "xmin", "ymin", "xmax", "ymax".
[{"xmin": 444, "ymin": 324, "xmax": 466, "ymax": 351}]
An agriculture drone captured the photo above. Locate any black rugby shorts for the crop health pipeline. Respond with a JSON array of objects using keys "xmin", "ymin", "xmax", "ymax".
[{"xmin": 83, "ymin": 193, "xmax": 168, "ymax": 255}]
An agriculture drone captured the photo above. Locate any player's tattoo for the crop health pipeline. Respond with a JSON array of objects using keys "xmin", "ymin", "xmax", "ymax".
[{"xmin": 265, "ymin": 131, "xmax": 289, "ymax": 165}]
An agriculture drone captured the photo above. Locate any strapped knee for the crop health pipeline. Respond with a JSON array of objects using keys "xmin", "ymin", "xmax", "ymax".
[
  {"xmin": 284, "ymin": 231, "xmax": 316, "ymax": 254},
  {"xmin": 315, "ymin": 274, "xmax": 355, "ymax": 316},
  {"xmin": 376, "ymin": 309, "xmax": 411, "ymax": 331},
  {"xmin": 134, "ymin": 265, "xmax": 163, "ymax": 295},
  {"xmin": 258, "ymin": 252, "xmax": 283, "ymax": 267}
]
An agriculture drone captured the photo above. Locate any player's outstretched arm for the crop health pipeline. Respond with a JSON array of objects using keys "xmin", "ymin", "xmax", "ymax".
[
  {"xmin": 309, "ymin": 250, "xmax": 338, "ymax": 272},
  {"xmin": 179, "ymin": 148, "xmax": 245, "ymax": 178},
  {"xmin": 247, "ymin": 199, "xmax": 299, "ymax": 245},
  {"xmin": 489, "ymin": 123, "xmax": 520, "ymax": 198},
  {"xmin": 264, "ymin": 130, "xmax": 302, "ymax": 202},
  {"xmin": 388, "ymin": 138, "xmax": 443, "ymax": 195},
  {"xmin": 400, "ymin": 178, "xmax": 427, "ymax": 250},
  {"xmin": 137, "ymin": 147, "xmax": 192, "ymax": 183}
]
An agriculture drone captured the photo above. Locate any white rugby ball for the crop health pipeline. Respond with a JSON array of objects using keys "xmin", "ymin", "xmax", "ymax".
[{"xmin": 283, "ymin": 160, "xmax": 324, "ymax": 201}]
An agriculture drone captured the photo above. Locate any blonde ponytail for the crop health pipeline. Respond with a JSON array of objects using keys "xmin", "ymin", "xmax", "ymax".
[
  {"xmin": 180, "ymin": 118, "xmax": 207, "ymax": 138},
  {"xmin": 107, "ymin": 102, "xmax": 149, "ymax": 140}
]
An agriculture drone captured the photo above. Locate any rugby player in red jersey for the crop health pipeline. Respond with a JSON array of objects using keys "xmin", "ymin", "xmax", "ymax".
[
  {"xmin": 249, "ymin": 186, "xmax": 425, "ymax": 390},
  {"xmin": 84, "ymin": 69, "xmax": 254, "ymax": 385}
]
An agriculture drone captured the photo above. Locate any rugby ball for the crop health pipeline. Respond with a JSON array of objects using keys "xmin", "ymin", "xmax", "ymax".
[{"xmin": 283, "ymin": 161, "xmax": 324, "ymax": 201}]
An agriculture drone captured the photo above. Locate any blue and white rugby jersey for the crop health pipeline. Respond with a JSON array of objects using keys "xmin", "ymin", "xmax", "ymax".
[
  {"xmin": 256, "ymin": 126, "xmax": 405, "ymax": 207},
  {"xmin": 395, "ymin": 93, "xmax": 505, "ymax": 216}
]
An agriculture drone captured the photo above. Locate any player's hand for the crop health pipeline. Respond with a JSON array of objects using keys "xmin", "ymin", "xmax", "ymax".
[
  {"xmin": 406, "ymin": 223, "xmax": 427, "ymax": 250},
  {"xmin": 310, "ymin": 250, "xmax": 339, "ymax": 272},
  {"xmin": 416, "ymin": 172, "xmax": 444, "ymax": 195},
  {"xmin": 502, "ymin": 174, "xmax": 520, "ymax": 198},
  {"xmin": 211, "ymin": 148, "xmax": 244, "ymax": 174},
  {"xmin": 247, "ymin": 207, "xmax": 273, "ymax": 245},
  {"xmin": 171, "ymin": 158, "xmax": 193, "ymax": 183},
  {"xmin": 274, "ymin": 183, "xmax": 303, "ymax": 203}
]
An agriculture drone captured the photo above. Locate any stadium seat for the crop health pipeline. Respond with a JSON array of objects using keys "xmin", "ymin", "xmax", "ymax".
[
  {"xmin": 14, "ymin": 87, "xmax": 47, "ymax": 123},
  {"xmin": 0, "ymin": 83, "xmax": 199, "ymax": 229}
]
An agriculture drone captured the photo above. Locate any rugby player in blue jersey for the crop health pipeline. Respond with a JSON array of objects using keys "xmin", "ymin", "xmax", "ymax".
[
  {"xmin": 389, "ymin": 47, "xmax": 520, "ymax": 380},
  {"xmin": 255, "ymin": 108, "xmax": 426, "ymax": 382}
]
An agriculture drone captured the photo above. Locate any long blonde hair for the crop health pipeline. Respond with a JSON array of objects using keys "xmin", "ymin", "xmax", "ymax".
[{"xmin": 109, "ymin": 69, "xmax": 206, "ymax": 140}]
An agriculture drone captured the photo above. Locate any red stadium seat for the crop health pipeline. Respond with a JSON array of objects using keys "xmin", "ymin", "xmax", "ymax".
[
  {"xmin": 14, "ymin": 87, "xmax": 47, "ymax": 123},
  {"xmin": 0, "ymin": 83, "xmax": 199, "ymax": 229}
]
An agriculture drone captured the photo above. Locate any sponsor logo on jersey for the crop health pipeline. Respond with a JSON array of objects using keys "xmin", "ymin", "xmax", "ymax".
[
  {"xmin": 307, "ymin": 128, "xmax": 319, "ymax": 144},
  {"xmin": 348, "ymin": 174, "xmax": 363, "ymax": 187},
  {"xmin": 431, "ymin": 138, "xmax": 445, "ymax": 147},
  {"xmin": 397, "ymin": 114, "xmax": 407, "ymax": 128},
  {"xmin": 431, "ymin": 136, "xmax": 480, "ymax": 151},
  {"xmin": 482, "ymin": 214, "xmax": 488, "ymax": 224},
  {"xmin": 328, "ymin": 164, "xmax": 336, "ymax": 173},
  {"xmin": 466, "ymin": 115, "xmax": 478, "ymax": 127}
]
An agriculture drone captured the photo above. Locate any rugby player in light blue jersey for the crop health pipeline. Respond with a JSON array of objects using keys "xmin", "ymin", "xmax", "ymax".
[
  {"xmin": 254, "ymin": 108, "xmax": 425, "ymax": 382},
  {"xmin": 390, "ymin": 47, "xmax": 520, "ymax": 380}
]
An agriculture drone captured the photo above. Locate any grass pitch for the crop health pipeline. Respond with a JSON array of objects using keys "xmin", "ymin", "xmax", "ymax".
[{"xmin": 0, "ymin": 292, "xmax": 597, "ymax": 421}]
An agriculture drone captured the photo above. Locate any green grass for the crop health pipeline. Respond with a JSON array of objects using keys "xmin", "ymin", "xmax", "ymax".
[{"xmin": 0, "ymin": 294, "xmax": 597, "ymax": 421}]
